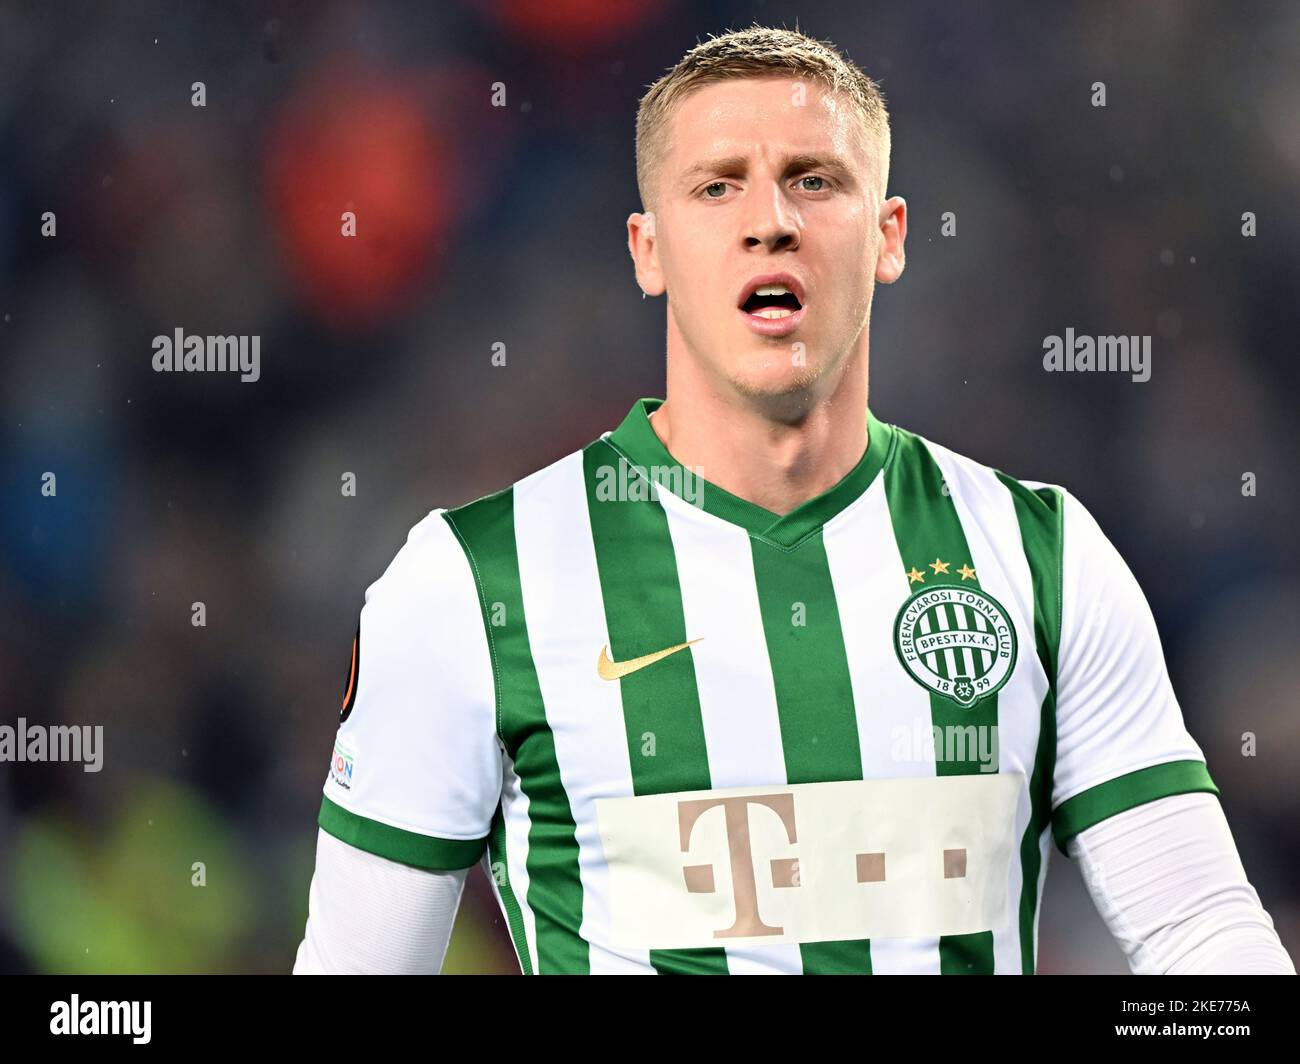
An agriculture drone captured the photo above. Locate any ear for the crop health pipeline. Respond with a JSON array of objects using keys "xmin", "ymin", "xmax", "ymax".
[
  {"xmin": 875, "ymin": 196, "xmax": 907, "ymax": 284},
  {"xmin": 627, "ymin": 210, "xmax": 666, "ymax": 296}
]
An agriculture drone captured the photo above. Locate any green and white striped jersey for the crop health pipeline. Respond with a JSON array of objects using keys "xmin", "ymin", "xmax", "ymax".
[{"xmin": 317, "ymin": 397, "xmax": 1218, "ymax": 974}]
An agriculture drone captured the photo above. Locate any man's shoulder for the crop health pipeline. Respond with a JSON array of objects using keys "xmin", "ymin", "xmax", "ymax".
[
  {"xmin": 442, "ymin": 430, "xmax": 612, "ymax": 535},
  {"xmin": 393, "ymin": 430, "xmax": 612, "ymax": 578},
  {"xmin": 886, "ymin": 417, "xmax": 1070, "ymax": 528}
]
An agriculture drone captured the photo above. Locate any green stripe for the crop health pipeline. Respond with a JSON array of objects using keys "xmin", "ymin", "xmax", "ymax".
[
  {"xmin": 1052, "ymin": 760, "xmax": 1219, "ymax": 851},
  {"xmin": 883, "ymin": 430, "xmax": 996, "ymax": 974},
  {"xmin": 444, "ymin": 497, "xmax": 588, "ymax": 974},
  {"xmin": 318, "ymin": 795, "xmax": 486, "ymax": 870},
  {"xmin": 584, "ymin": 441, "xmax": 729, "ymax": 975},
  {"xmin": 997, "ymin": 475, "xmax": 1064, "ymax": 974},
  {"xmin": 751, "ymin": 534, "xmax": 870, "ymax": 975}
]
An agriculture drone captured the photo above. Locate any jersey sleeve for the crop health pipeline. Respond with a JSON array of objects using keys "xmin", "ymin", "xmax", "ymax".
[
  {"xmin": 317, "ymin": 508, "xmax": 501, "ymax": 870},
  {"xmin": 1049, "ymin": 488, "xmax": 1218, "ymax": 854}
]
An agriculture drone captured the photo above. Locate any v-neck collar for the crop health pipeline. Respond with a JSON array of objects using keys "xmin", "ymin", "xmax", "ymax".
[{"xmin": 604, "ymin": 397, "xmax": 895, "ymax": 549}]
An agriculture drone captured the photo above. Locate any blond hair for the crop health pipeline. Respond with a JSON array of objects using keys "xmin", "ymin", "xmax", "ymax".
[{"xmin": 635, "ymin": 25, "xmax": 891, "ymax": 211}]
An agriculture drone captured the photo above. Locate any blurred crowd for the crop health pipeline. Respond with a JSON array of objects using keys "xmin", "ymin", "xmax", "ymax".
[{"xmin": 1, "ymin": 1, "xmax": 1297, "ymax": 974}]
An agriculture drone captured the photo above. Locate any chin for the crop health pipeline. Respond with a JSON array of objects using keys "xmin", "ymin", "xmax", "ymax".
[{"xmin": 728, "ymin": 361, "xmax": 824, "ymax": 404}]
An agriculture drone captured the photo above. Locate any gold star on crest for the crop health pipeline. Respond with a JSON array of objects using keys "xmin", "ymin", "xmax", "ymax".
[
  {"xmin": 958, "ymin": 564, "xmax": 977, "ymax": 581},
  {"xmin": 929, "ymin": 558, "xmax": 951, "ymax": 575},
  {"xmin": 906, "ymin": 566, "xmax": 926, "ymax": 584}
]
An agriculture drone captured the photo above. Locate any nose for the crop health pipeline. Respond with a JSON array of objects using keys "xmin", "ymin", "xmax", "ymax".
[{"xmin": 743, "ymin": 182, "xmax": 800, "ymax": 252}]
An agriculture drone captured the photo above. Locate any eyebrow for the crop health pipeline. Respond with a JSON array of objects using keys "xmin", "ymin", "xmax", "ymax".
[{"xmin": 678, "ymin": 152, "xmax": 856, "ymax": 190}]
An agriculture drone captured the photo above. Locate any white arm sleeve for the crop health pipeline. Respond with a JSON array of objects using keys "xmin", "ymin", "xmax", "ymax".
[
  {"xmin": 1069, "ymin": 791, "xmax": 1295, "ymax": 974},
  {"xmin": 294, "ymin": 829, "xmax": 469, "ymax": 974}
]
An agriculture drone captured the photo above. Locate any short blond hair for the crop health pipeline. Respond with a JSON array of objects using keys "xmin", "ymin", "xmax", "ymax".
[{"xmin": 635, "ymin": 25, "xmax": 891, "ymax": 211}]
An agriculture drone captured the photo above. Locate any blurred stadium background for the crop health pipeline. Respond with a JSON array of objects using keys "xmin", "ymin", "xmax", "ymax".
[{"xmin": 1, "ymin": 0, "xmax": 1297, "ymax": 974}]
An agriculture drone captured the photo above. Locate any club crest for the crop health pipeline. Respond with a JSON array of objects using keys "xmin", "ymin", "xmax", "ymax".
[{"xmin": 893, "ymin": 584, "xmax": 1017, "ymax": 707}]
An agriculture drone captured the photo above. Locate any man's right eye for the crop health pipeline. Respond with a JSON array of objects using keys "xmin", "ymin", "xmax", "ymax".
[{"xmin": 703, "ymin": 182, "xmax": 728, "ymax": 198}]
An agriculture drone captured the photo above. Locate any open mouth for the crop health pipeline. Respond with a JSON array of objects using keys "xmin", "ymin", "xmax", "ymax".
[
  {"xmin": 740, "ymin": 286, "xmax": 803, "ymax": 319},
  {"xmin": 737, "ymin": 275, "xmax": 807, "ymax": 336}
]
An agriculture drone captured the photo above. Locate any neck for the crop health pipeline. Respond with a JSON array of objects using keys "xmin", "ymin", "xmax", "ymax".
[{"xmin": 652, "ymin": 337, "xmax": 871, "ymax": 518}]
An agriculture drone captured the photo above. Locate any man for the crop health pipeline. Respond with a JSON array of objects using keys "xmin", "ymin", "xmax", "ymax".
[{"xmin": 294, "ymin": 26, "xmax": 1293, "ymax": 974}]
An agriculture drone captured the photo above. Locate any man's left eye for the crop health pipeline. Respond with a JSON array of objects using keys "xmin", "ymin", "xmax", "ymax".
[{"xmin": 799, "ymin": 176, "xmax": 828, "ymax": 192}]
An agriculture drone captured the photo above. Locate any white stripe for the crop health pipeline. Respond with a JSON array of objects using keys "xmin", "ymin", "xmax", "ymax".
[
  {"xmin": 513, "ymin": 451, "xmax": 650, "ymax": 973},
  {"xmin": 658, "ymin": 489, "xmax": 804, "ymax": 974},
  {"xmin": 937, "ymin": 605, "xmax": 961, "ymax": 680},
  {"xmin": 499, "ymin": 751, "xmax": 539, "ymax": 973},
  {"xmin": 919, "ymin": 611, "xmax": 937, "ymax": 673},
  {"xmin": 943, "ymin": 646, "xmax": 958, "ymax": 681},
  {"xmin": 1033, "ymin": 826, "xmax": 1053, "ymax": 972},
  {"xmin": 973, "ymin": 610, "xmax": 992, "ymax": 671},
  {"xmin": 824, "ymin": 482, "xmax": 943, "ymax": 973},
  {"xmin": 926, "ymin": 439, "xmax": 1050, "ymax": 975}
]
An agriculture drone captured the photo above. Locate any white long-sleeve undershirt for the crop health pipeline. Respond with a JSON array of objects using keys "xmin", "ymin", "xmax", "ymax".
[
  {"xmin": 294, "ymin": 827, "xmax": 468, "ymax": 974},
  {"xmin": 1066, "ymin": 790, "xmax": 1293, "ymax": 974}
]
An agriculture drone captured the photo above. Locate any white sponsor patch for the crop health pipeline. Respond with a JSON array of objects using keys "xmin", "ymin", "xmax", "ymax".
[
  {"xmin": 596, "ymin": 773, "xmax": 1022, "ymax": 950},
  {"xmin": 329, "ymin": 737, "xmax": 357, "ymax": 791}
]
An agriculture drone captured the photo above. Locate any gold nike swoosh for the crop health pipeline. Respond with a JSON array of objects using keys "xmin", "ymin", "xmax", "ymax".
[{"xmin": 597, "ymin": 638, "xmax": 703, "ymax": 681}]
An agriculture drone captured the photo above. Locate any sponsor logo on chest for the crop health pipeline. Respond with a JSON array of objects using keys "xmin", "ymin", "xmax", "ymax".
[{"xmin": 596, "ymin": 773, "xmax": 1022, "ymax": 949}]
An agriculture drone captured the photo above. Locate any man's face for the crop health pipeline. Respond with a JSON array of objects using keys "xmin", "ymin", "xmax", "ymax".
[{"xmin": 629, "ymin": 76, "xmax": 905, "ymax": 405}]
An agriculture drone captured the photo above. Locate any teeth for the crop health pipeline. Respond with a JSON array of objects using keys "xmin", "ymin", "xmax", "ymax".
[
  {"xmin": 753, "ymin": 308, "xmax": 794, "ymax": 319},
  {"xmin": 753, "ymin": 284, "xmax": 792, "ymax": 296}
]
